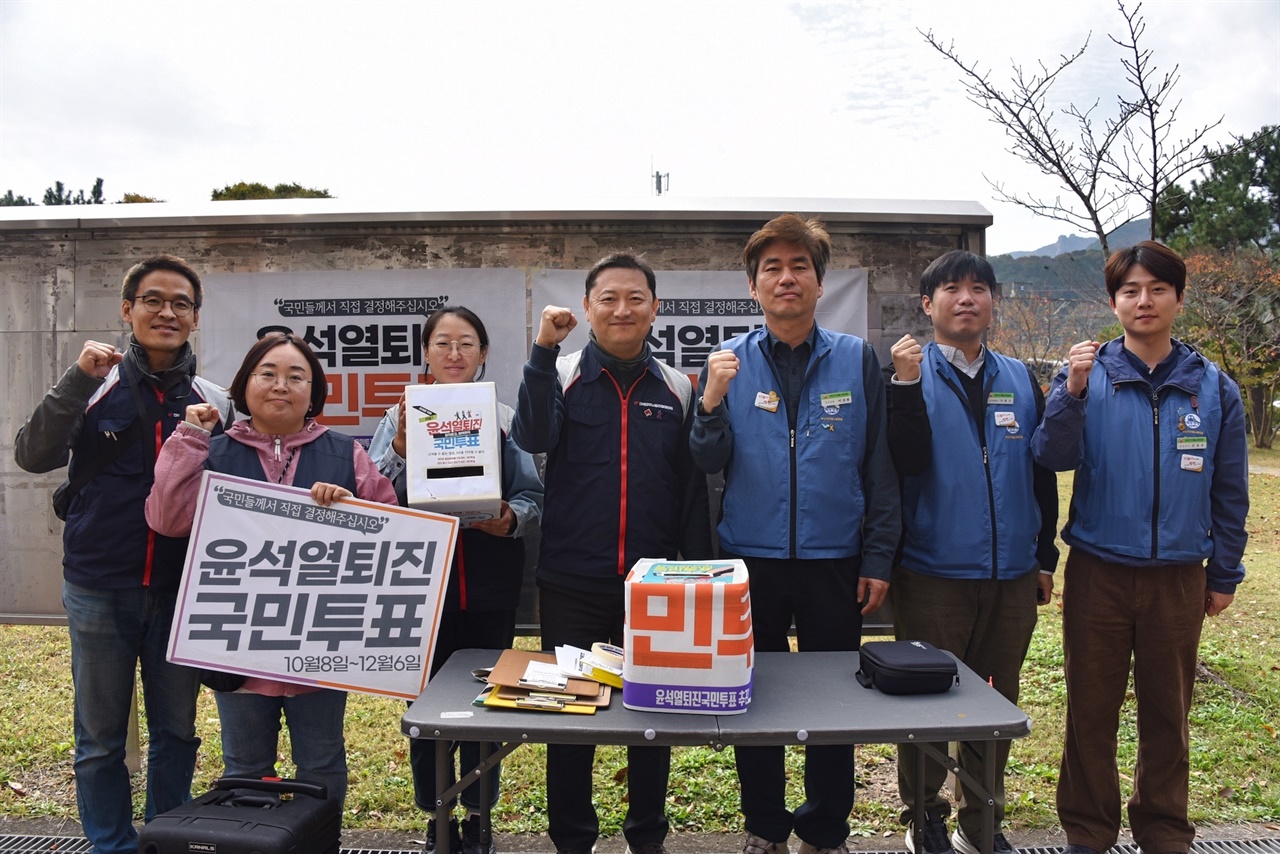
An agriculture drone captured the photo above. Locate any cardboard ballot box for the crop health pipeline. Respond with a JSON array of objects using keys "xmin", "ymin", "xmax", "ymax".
[
  {"xmin": 405, "ymin": 382, "xmax": 502, "ymax": 526},
  {"xmin": 623, "ymin": 559, "xmax": 754, "ymax": 715}
]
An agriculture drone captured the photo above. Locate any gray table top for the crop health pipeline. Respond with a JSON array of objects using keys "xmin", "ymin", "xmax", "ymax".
[{"xmin": 402, "ymin": 649, "xmax": 1029, "ymax": 749}]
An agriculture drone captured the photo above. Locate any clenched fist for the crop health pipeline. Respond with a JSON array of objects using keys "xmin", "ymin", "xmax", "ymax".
[
  {"xmin": 77, "ymin": 340, "xmax": 123, "ymax": 379},
  {"xmin": 1065, "ymin": 340, "xmax": 1100, "ymax": 398},
  {"xmin": 700, "ymin": 350, "xmax": 740, "ymax": 411},
  {"xmin": 185, "ymin": 403, "xmax": 222, "ymax": 433},
  {"xmin": 535, "ymin": 306, "xmax": 577, "ymax": 349},
  {"xmin": 890, "ymin": 334, "xmax": 924, "ymax": 383}
]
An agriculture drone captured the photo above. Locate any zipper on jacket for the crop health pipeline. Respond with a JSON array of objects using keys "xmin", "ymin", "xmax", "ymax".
[
  {"xmin": 601, "ymin": 369, "xmax": 640, "ymax": 576},
  {"xmin": 941, "ymin": 369, "xmax": 1000, "ymax": 578},
  {"xmin": 143, "ymin": 386, "xmax": 166, "ymax": 588},
  {"xmin": 274, "ymin": 436, "xmax": 282, "ymax": 461},
  {"xmin": 1150, "ymin": 388, "xmax": 1160, "ymax": 560},
  {"xmin": 782, "ymin": 345, "xmax": 828, "ymax": 558}
]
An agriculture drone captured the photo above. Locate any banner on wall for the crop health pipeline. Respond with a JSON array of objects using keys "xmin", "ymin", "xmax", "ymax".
[
  {"xmin": 531, "ymin": 269, "xmax": 868, "ymax": 384},
  {"xmin": 168, "ymin": 472, "xmax": 459, "ymax": 699},
  {"xmin": 202, "ymin": 270, "xmax": 528, "ymax": 440}
]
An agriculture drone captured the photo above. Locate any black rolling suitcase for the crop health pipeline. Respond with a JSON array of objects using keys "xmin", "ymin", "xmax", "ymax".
[{"xmin": 137, "ymin": 776, "xmax": 340, "ymax": 854}]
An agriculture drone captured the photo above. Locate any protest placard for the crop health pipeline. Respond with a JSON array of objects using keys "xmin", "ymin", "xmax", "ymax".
[{"xmin": 167, "ymin": 471, "xmax": 458, "ymax": 699}]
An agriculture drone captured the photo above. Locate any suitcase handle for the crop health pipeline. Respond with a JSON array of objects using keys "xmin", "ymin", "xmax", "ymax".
[{"xmin": 213, "ymin": 776, "xmax": 329, "ymax": 801}]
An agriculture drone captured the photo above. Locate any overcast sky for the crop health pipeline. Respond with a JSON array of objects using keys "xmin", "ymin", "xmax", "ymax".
[{"xmin": 1, "ymin": 0, "xmax": 1277, "ymax": 255}]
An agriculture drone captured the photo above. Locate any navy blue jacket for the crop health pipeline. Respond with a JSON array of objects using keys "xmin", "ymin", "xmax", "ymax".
[
  {"xmin": 1031, "ymin": 338, "xmax": 1249, "ymax": 593},
  {"xmin": 14, "ymin": 341, "xmax": 230, "ymax": 591},
  {"xmin": 512, "ymin": 342, "xmax": 711, "ymax": 592}
]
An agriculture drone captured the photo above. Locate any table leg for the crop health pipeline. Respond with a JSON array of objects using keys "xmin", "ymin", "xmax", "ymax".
[{"xmin": 438, "ymin": 739, "xmax": 453, "ymax": 854}]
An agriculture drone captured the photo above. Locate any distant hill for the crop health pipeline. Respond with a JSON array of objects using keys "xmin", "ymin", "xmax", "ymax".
[
  {"xmin": 993, "ymin": 218, "xmax": 1153, "ymax": 299},
  {"xmin": 1009, "ymin": 218, "xmax": 1151, "ymax": 258}
]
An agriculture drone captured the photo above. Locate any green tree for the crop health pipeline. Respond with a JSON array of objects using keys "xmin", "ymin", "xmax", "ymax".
[
  {"xmin": 1160, "ymin": 126, "xmax": 1279, "ymax": 253},
  {"xmin": 42, "ymin": 178, "xmax": 105, "ymax": 205},
  {"xmin": 211, "ymin": 182, "xmax": 332, "ymax": 201},
  {"xmin": 0, "ymin": 190, "xmax": 36, "ymax": 206},
  {"xmin": 118, "ymin": 193, "xmax": 164, "ymax": 203}
]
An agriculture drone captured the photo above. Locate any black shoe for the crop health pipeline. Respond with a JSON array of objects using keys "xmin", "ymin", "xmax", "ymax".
[
  {"xmin": 953, "ymin": 828, "xmax": 1016, "ymax": 854},
  {"xmin": 626, "ymin": 844, "xmax": 669, "ymax": 854},
  {"xmin": 906, "ymin": 810, "xmax": 956, "ymax": 854},
  {"xmin": 462, "ymin": 814, "xmax": 498, "ymax": 854},
  {"xmin": 424, "ymin": 819, "xmax": 463, "ymax": 854}
]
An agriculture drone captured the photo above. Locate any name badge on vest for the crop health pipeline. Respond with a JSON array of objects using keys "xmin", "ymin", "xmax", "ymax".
[
  {"xmin": 1180, "ymin": 454, "xmax": 1204, "ymax": 472},
  {"xmin": 987, "ymin": 391, "xmax": 1014, "ymax": 406},
  {"xmin": 755, "ymin": 391, "xmax": 780, "ymax": 413},
  {"xmin": 994, "ymin": 411, "xmax": 1017, "ymax": 428}
]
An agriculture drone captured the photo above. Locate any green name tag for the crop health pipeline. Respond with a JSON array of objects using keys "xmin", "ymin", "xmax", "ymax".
[
  {"xmin": 1177, "ymin": 436, "xmax": 1207, "ymax": 451},
  {"xmin": 821, "ymin": 391, "xmax": 853, "ymax": 408},
  {"xmin": 987, "ymin": 392, "xmax": 1015, "ymax": 405}
]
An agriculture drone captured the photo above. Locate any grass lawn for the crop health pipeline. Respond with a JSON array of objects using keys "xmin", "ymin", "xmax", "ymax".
[{"xmin": 1, "ymin": 466, "xmax": 1277, "ymax": 835}]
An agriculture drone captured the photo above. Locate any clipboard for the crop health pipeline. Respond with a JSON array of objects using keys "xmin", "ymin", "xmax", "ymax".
[
  {"xmin": 486, "ymin": 649, "xmax": 599, "ymax": 698},
  {"xmin": 495, "ymin": 682, "xmax": 611, "ymax": 707}
]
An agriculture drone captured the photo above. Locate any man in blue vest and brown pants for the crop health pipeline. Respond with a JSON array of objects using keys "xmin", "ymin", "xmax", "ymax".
[
  {"xmin": 887, "ymin": 250, "xmax": 1059, "ymax": 854},
  {"xmin": 691, "ymin": 214, "xmax": 901, "ymax": 854}
]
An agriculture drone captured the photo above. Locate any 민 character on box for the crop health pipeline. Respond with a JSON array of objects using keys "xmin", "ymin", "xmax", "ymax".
[
  {"xmin": 623, "ymin": 559, "xmax": 753, "ymax": 714},
  {"xmin": 369, "ymin": 306, "xmax": 543, "ymax": 854}
]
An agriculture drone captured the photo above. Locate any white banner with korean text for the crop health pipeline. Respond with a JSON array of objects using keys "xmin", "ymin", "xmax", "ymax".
[
  {"xmin": 531, "ymin": 269, "xmax": 868, "ymax": 386},
  {"xmin": 201, "ymin": 270, "xmax": 528, "ymax": 440},
  {"xmin": 168, "ymin": 472, "xmax": 459, "ymax": 699}
]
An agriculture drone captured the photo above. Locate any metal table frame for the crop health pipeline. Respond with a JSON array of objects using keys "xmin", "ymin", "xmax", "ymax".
[{"xmin": 403, "ymin": 650, "xmax": 1030, "ymax": 854}]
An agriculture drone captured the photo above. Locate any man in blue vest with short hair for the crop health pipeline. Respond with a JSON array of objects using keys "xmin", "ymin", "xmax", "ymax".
[
  {"xmin": 887, "ymin": 249, "xmax": 1059, "ymax": 854},
  {"xmin": 1032, "ymin": 241, "xmax": 1248, "ymax": 854},
  {"xmin": 691, "ymin": 213, "xmax": 900, "ymax": 854}
]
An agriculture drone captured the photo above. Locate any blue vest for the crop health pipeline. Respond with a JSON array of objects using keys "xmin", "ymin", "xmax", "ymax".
[
  {"xmin": 901, "ymin": 344, "xmax": 1041, "ymax": 579},
  {"xmin": 718, "ymin": 327, "xmax": 868, "ymax": 558},
  {"xmin": 1066, "ymin": 349, "xmax": 1222, "ymax": 563},
  {"xmin": 207, "ymin": 429, "xmax": 357, "ymax": 493}
]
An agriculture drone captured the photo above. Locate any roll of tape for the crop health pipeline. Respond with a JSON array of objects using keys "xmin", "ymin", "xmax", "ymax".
[{"xmin": 591, "ymin": 642, "xmax": 624, "ymax": 667}]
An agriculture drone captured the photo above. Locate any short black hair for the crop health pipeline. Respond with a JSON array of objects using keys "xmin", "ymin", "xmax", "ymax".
[
  {"xmin": 228, "ymin": 332, "xmax": 328, "ymax": 419},
  {"xmin": 919, "ymin": 250, "xmax": 996, "ymax": 298},
  {"xmin": 584, "ymin": 253, "xmax": 656, "ymax": 297},
  {"xmin": 121, "ymin": 254, "xmax": 203, "ymax": 307},
  {"xmin": 1104, "ymin": 240, "xmax": 1186, "ymax": 300}
]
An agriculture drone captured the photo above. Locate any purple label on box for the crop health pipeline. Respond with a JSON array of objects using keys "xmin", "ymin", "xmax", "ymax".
[{"xmin": 623, "ymin": 678, "xmax": 753, "ymax": 714}]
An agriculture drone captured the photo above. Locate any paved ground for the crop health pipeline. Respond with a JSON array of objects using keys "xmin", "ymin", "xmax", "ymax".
[{"xmin": 3, "ymin": 816, "xmax": 1278, "ymax": 854}]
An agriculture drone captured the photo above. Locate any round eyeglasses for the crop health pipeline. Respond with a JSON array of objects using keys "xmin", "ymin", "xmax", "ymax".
[
  {"xmin": 251, "ymin": 370, "xmax": 312, "ymax": 390},
  {"xmin": 133, "ymin": 295, "xmax": 196, "ymax": 316}
]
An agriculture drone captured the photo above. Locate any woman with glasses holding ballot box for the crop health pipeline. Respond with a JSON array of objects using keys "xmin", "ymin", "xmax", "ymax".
[
  {"xmin": 370, "ymin": 306, "xmax": 543, "ymax": 854},
  {"xmin": 145, "ymin": 331, "xmax": 397, "ymax": 808}
]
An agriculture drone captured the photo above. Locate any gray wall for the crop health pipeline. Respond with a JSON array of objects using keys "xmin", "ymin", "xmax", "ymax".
[{"xmin": 0, "ymin": 202, "xmax": 988, "ymax": 622}]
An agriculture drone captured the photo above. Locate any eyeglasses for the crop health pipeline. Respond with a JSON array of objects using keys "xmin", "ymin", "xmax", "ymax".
[
  {"xmin": 429, "ymin": 340, "xmax": 480, "ymax": 356},
  {"xmin": 251, "ymin": 370, "xmax": 311, "ymax": 390},
  {"xmin": 133, "ymin": 295, "xmax": 196, "ymax": 316}
]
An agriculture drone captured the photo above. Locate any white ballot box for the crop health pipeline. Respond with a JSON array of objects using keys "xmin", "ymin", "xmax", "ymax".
[
  {"xmin": 623, "ymin": 559, "xmax": 754, "ymax": 715},
  {"xmin": 405, "ymin": 382, "xmax": 502, "ymax": 525}
]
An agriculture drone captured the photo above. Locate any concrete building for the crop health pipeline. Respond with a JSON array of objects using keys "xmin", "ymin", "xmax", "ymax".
[{"xmin": 1, "ymin": 197, "xmax": 990, "ymax": 621}]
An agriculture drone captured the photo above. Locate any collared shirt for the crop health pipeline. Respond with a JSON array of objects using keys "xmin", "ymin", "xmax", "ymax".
[
  {"xmin": 767, "ymin": 324, "xmax": 817, "ymax": 424},
  {"xmin": 937, "ymin": 343, "xmax": 986, "ymax": 379},
  {"xmin": 894, "ymin": 343, "xmax": 986, "ymax": 385}
]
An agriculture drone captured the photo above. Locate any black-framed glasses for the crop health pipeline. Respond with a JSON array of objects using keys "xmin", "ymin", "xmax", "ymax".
[
  {"xmin": 134, "ymin": 295, "xmax": 196, "ymax": 316},
  {"xmin": 251, "ymin": 370, "xmax": 311, "ymax": 390}
]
